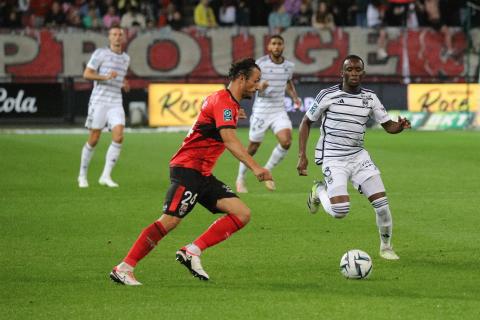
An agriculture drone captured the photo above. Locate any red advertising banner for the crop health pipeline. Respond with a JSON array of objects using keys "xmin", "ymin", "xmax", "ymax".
[{"xmin": 0, "ymin": 27, "xmax": 475, "ymax": 85}]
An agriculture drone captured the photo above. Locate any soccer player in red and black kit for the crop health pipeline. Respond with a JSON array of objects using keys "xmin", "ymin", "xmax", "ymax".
[{"xmin": 110, "ymin": 58, "xmax": 273, "ymax": 285}]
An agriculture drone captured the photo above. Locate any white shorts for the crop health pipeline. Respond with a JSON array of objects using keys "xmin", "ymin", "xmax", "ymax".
[
  {"xmin": 248, "ymin": 111, "xmax": 292, "ymax": 142},
  {"xmin": 321, "ymin": 149, "xmax": 382, "ymax": 198},
  {"xmin": 85, "ymin": 103, "xmax": 125, "ymax": 130}
]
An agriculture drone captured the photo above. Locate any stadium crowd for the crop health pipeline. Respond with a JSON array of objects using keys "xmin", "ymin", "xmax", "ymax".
[
  {"xmin": 0, "ymin": 0, "xmax": 472, "ymax": 31},
  {"xmin": 0, "ymin": 0, "xmax": 475, "ymax": 59}
]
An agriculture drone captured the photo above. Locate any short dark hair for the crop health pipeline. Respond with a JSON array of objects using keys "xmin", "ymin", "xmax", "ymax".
[
  {"xmin": 343, "ymin": 55, "xmax": 365, "ymax": 69},
  {"xmin": 228, "ymin": 58, "xmax": 260, "ymax": 80},
  {"xmin": 269, "ymin": 34, "xmax": 284, "ymax": 43},
  {"xmin": 108, "ymin": 25, "xmax": 123, "ymax": 32}
]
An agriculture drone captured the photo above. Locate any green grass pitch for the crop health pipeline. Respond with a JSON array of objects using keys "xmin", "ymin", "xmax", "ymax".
[{"xmin": 1, "ymin": 129, "xmax": 479, "ymax": 319}]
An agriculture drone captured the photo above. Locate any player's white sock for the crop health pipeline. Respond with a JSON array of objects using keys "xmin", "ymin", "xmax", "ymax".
[
  {"xmin": 101, "ymin": 141, "xmax": 122, "ymax": 178},
  {"xmin": 317, "ymin": 184, "xmax": 336, "ymax": 217},
  {"xmin": 185, "ymin": 243, "xmax": 202, "ymax": 256},
  {"xmin": 117, "ymin": 261, "xmax": 134, "ymax": 272},
  {"xmin": 372, "ymin": 197, "xmax": 392, "ymax": 247},
  {"xmin": 265, "ymin": 144, "xmax": 288, "ymax": 171},
  {"xmin": 237, "ymin": 162, "xmax": 248, "ymax": 182},
  {"xmin": 79, "ymin": 143, "xmax": 95, "ymax": 177}
]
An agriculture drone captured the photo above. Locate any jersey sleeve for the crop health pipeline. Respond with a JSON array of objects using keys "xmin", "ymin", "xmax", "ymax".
[
  {"xmin": 306, "ymin": 89, "xmax": 330, "ymax": 122},
  {"xmin": 288, "ymin": 62, "xmax": 294, "ymax": 80},
  {"xmin": 86, "ymin": 49, "xmax": 102, "ymax": 70},
  {"xmin": 370, "ymin": 94, "xmax": 390, "ymax": 124},
  {"xmin": 213, "ymin": 99, "xmax": 238, "ymax": 130}
]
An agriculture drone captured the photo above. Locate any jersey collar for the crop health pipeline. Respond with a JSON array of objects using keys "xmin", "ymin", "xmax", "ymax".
[{"xmin": 226, "ymin": 89, "xmax": 241, "ymax": 106}]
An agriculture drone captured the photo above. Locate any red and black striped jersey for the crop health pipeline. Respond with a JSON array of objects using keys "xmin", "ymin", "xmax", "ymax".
[{"xmin": 170, "ymin": 89, "xmax": 240, "ymax": 176}]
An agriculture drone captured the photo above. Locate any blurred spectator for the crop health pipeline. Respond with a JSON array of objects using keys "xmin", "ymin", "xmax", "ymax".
[
  {"xmin": 283, "ymin": 0, "xmax": 302, "ymax": 17},
  {"xmin": 167, "ymin": 5, "xmax": 183, "ymax": 30},
  {"xmin": 218, "ymin": 0, "xmax": 236, "ymax": 26},
  {"xmin": 417, "ymin": 0, "xmax": 454, "ymax": 58},
  {"xmin": 236, "ymin": 0, "xmax": 250, "ymax": 26},
  {"xmin": 292, "ymin": 2, "xmax": 313, "ymax": 26},
  {"xmin": 97, "ymin": 0, "xmax": 114, "ymax": 17},
  {"xmin": 312, "ymin": 1, "xmax": 335, "ymax": 31},
  {"xmin": 118, "ymin": 0, "xmax": 139, "ymax": 14},
  {"xmin": 120, "ymin": 4, "xmax": 146, "ymax": 28},
  {"xmin": 66, "ymin": 7, "xmax": 83, "ymax": 28},
  {"xmin": 194, "ymin": 0, "xmax": 217, "ymax": 28},
  {"xmin": 159, "ymin": 3, "xmax": 183, "ymax": 29},
  {"xmin": 146, "ymin": 18, "xmax": 156, "ymax": 28},
  {"xmin": 384, "ymin": 0, "xmax": 417, "ymax": 27},
  {"xmin": 83, "ymin": 6, "xmax": 102, "ymax": 29},
  {"xmin": 440, "ymin": 0, "xmax": 463, "ymax": 27},
  {"xmin": 353, "ymin": 0, "xmax": 369, "ymax": 27},
  {"xmin": 29, "ymin": 0, "xmax": 54, "ymax": 27},
  {"xmin": 18, "ymin": 0, "xmax": 29, "ymax": 13},
  {"xmin": 367, "ymin": 0, "xmax": 388, "ymax": 59},
  {"xmin": 268, "ymin": 4, "xmax": 291, "ymax": 33},
  {"xmin": 3, "ymin": 7, "xmax": 23, "ymax": 28},
  {"xmin": 80, "ymin": 0, "xmax": 101, "ymax": 20},
  {"xmin": 139, "ymin": 0, "xmax": 156, "ymax": 23},
  {"xmin": 250, "ymin": 0, "xmax": 270, "ymax": 26},
  {"xmin": 330, "ymin": 0, "xmax": 355, "ymax": 26},
  {"xmin": 45, "ymin": 1, "xmax": 66, "ymax": 27},
  {"xmin": 103, "ymin": 5, "xmax": 121, "ymax": 28}
]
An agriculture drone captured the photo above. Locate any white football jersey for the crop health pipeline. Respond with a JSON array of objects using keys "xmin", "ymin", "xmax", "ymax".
[
  {"xmin": 87, "ymin": 47, "xmax": 130, "ymax": 107},
  {"xmin": 307, "ymin": 84, "xmax": 390, "ymax": 164},
  {"xmin": 252, "ymin": 55, "xmax": 294, "ymax": 115}
]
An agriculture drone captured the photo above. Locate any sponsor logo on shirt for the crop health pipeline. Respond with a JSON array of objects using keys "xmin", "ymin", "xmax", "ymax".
[{"xmin": 223, "ymin": 109, "xmax": 232, "ymax": 121}]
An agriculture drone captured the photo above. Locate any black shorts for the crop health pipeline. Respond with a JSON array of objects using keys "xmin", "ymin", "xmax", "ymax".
[{"xmin": 163, "ymin": 166, "xmax": 238, "ymax": 218}]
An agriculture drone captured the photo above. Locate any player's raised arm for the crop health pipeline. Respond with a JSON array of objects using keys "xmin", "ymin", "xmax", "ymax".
[
  {"xmin": 381, "ymin": 116, "xmax": 411, "ymax": 134},
  {"xmin": 220, "ymin": 128, "xmax": 272, "ymax": 182},
  {"xmin": 297, "ymin": 115, "xmax": 314, "ymax": 176},
  {"xmin": 286, "ymin": 79, "xmax": 301, "ymax": 109}
]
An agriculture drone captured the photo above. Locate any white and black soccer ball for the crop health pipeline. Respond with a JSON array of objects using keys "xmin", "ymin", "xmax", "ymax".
[{"xmin": 339, "ymin": 249, "xmax": 373, "ymax": 279}]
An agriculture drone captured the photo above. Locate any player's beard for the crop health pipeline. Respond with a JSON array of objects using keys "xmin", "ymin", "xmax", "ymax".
[{"xmin": 271, "ymin": 51, "xmax": 283, "ymax": 59}]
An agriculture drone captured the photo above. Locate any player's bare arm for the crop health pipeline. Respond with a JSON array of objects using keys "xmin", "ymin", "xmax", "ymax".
[
  {"xmin": 83, "ymin": 67, "xmax": 117, "ymax": 81},
  {"xmin": 220, "ymin": 128, "xmax": 272, "ymax": 181},
  {"xmin": 381, "ymin": 116, "xmax": 411, "ymax": 134},
  {"xmin": 297, "ymin": 115, "xmax": 314, "ymax": 176},
  {"xmin": 238, "ymin": 108, "xmax": 247, "ymax": 119},
  {"xmin": 122, "ymin": 78, "xmax": 130, "ymax": 92},
  {"xmin": 286, "ymin": 79, "xmax": 301, "ymax": 109}
]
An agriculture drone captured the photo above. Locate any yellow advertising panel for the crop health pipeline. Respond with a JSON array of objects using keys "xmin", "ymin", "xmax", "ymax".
[
  {"xmin": 408, "ymin": 84, "xmax": 480, "ymax": 112},
  {"xmin": 148, "ymin": 84, "xmax": 225, "ymax": 127}
]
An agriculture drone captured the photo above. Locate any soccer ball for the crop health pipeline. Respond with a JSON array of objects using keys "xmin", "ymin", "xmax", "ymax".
[{"xmin": 339, "ymin": 249, "xmax": 373, "ymax": 279}]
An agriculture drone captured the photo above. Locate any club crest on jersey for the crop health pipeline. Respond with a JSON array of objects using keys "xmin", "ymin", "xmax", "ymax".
[
  {"xmin": 361, "ymin": 94, "xmax": 369, "ymax": 108},
  {"xmin": 223, "ymin": 109, "xmax": 233, "ymax": 121}
]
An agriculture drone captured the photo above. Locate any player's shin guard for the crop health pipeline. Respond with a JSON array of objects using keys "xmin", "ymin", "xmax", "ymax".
[
  {"xmin": 372, "ymin": 197, "xmax": 392, "ymax": 247},
  {"xmin": 193, "ymin": 214, "xmax": 244, "ymax": 251},
  {"xmin": 123, "ymin": 221, "xmax": 168, "ymax": 267},
  {"xmin": 331, "ymin": 202, "xmax": 350, "ymax": 219},
  {"xmin": 102, "ymin": 142, "xmax": 122, "ymax": 178},
  {"xmin": 79, "ymin": 143, "xmax": 95, "ymax": 177},
  {"xmin": 265, "ymin": 144, "xmax": 288, "ymax": 171}
]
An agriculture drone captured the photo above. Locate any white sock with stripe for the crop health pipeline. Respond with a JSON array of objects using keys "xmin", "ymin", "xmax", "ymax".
[
  {"xmin": 101, "ymin": 142, "xmax": 122, "ymax": 178},
  {"xmin": 372, "ymin": 197, "xmax": 392, "ymax": 247},
  {"xmin": 79, "ymin": 143, "xmax": 95, "ymax": 177},
  {"xmin": 265, "ymin": 144, "xmax": 288, "ymax": 171}
]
